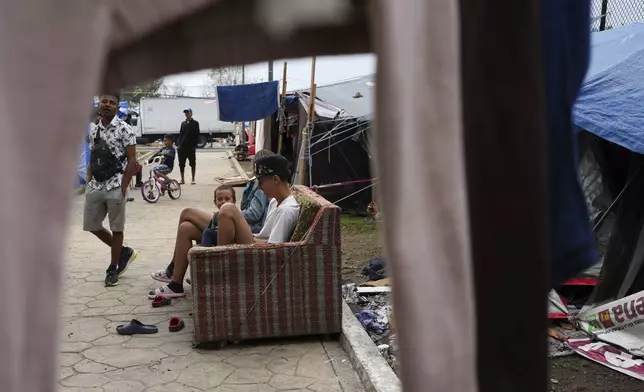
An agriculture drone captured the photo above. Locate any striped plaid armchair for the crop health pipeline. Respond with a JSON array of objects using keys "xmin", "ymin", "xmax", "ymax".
[{"xmin": 188, "ymin": 185, "xmax": 342, "ymax": 344}]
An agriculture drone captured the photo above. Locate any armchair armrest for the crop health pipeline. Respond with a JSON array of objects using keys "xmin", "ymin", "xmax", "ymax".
[{"xmin": 188, "ymin": 242, "xmax": 302, "ymax": 260}]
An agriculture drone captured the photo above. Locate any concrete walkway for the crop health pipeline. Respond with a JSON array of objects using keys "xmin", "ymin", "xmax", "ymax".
[{"xmin": 60, "ymin": 151, "xmax": 364, "ymax": 392}]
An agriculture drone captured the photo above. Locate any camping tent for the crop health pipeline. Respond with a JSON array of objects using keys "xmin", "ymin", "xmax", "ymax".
[
  {"xmin": 548, "ymin": 23, "xmax": 644, "ymax": 362},
  {"xmin": 569, "ymin": 22, "xmax": 644, "ymax": 304},
  {"xmin": 76, "ymin": 141, "xmax": 90, "ymax": 187},
  {"xmin": 76, "ymin": 100, "xmax": 100, "ymax": 188},
  {"xmin": 574, "ymin": 22, "xmax": 644, "ymax": 153},
  {"xmin": 287, "ymin": 75, "xmax": 375, "ymax": 214}
]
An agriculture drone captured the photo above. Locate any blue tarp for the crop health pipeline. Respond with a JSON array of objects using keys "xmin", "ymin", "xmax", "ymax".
[
  {"xmin": 118, "ymin": 101, "xmax": 129, "ymax": 118},
  {"xmin": 574, "ymin": 22, "xmax": 644, "ymax": 153},
  {"xmin": 216, "ymin": 81, "xmax": 279, "ymax": 122},
  {"xmin": 76, "ymin": 141, "xmax": 90, "ymax": 187}
]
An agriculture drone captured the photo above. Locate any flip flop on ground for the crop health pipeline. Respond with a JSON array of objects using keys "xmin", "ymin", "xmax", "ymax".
[
  {"xmin": 169, "ymin": 316, "xmax": 185, "ymax": 332},
  {"xmin": 116, "ymin": 319, "xmax": 158, "ymax": 335},
  {"xmin": 152, "ymin": 295, "xmax": 172, "ymax": 308}
]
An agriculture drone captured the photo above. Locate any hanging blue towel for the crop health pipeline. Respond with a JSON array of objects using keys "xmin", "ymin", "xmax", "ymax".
[
  {"xmin": 540, "ymin": 0, "xmax": 598, "ymax": 285},
  {"xmin": 217, "ymin": 81, "xmax": 279, "ymax": 122}
]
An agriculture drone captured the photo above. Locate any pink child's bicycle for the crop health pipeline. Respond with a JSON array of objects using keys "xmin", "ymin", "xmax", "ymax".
[{"xmin": 140, "ymin": 156, "xmax": 182, "ymax": 203}]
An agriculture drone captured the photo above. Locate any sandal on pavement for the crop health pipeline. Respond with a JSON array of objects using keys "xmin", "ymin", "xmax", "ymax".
[
  {"xmin": 169, "ymin": 317, "xmax": 185, "ymax": 332},
  {"xmin": 148, "ymin": 284, "xmax": 186, "ymax": 299},
  {"xmin": 151, "ymin": 295, "xmax": 172, "ymax": 308},
  {"xmin": 150, "ymin": 270, "xmax": 171, "ymax": 283},
  {"xmin": 116, "ymin": 319, "xmax": 158, "ymax": 335}
]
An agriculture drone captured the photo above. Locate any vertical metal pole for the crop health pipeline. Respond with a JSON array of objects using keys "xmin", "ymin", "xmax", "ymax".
[
  {"xmin": 599, "ymin": 0, "xmax": 609, "ymax": 31},
  {"xmin": 268, "ymin": 60, "xmax": 274, "ymax": 82},
  {"xmin": 238, "ymin": 65, "xmax": 246, "ymax": 145}
]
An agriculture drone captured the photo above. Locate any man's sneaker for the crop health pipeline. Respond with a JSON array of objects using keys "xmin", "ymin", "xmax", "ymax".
[
  {"xmin": 105, "ymin": 268, "xmax": 119, "ymax": 287},
  {"xmin": 117, "ymin": 247, "xmax": 139, "ymax": 277}
]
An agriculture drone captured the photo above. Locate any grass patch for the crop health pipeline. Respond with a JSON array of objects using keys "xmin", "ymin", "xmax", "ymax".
[{"xmin": 340, "ymin": 214, "xmax": 383, "ymax": 283}]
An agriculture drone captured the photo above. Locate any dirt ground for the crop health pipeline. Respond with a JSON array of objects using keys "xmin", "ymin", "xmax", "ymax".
[
  {"xmin": 340, "ymin": 215, "xmax": 383, "ymax": 283},
  {"xmin": 550, "ymin": 356, "xmax": 641, "ymax": 391},
  {"xmin": 339, "ymin": 215, "xmax": 643, "ymax": 391}
]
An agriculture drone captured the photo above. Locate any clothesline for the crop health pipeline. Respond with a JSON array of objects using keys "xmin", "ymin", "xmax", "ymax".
[
  {"xmin": 309, "ymin": 116, "xmax": 354, "ymax": 141},
  {"xmin": 311, "ymin": 178, "xmax": 377, "ymax": 191},
  {"xmin": 310, "ymin": 125, "xmax": 371, "ymax": 157},
  {"xmin": 310, "ymin": 121, "xmax": 367, "ymax": 147},
  {"xmin": 330, "ymin": 182, "xmax": 375, "ymax": 205}
]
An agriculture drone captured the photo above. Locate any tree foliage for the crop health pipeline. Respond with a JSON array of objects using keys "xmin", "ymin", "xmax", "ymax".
[
  {"xmin": 168, "ymin": 82, "xmax": 187, "ymax": 97},
  {"xmin": 208, "ymin": 67, "xmax": 243, "ymax": 85},
  {"xmin": 205, "ymin": 66, "xmax": 247, "ymax": 96},
  {"xmin": 121, "ymin": 77, "xmax": 165, "ymax": 104}
]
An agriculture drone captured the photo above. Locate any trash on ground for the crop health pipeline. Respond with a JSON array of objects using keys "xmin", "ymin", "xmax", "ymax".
[
  {"xmin": 362, "ymin": 257, "xmax": 387, "ymax": 281},
  {"xmin": 359, "ymin": 278, "xmax": 392, "ymax": 287},
  {"xmin": 355, "ymin": 309, "xmax": 389, "ymax": 334},
  {"xmin": 214, "ymin": 176, "xmax": 249, "ymax": 186},
  {"xmin": 356, "ymin": 286, "xmax": 391, "ymax": 294},
  {"xmin": 343, "ymin": 284, "xmax": 398, "ymax": 375}
]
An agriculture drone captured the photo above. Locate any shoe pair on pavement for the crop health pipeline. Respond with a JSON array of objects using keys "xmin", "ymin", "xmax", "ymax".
[{"xmin": 105, "ymin": 247, "xmax": 138, "ymax": 286}]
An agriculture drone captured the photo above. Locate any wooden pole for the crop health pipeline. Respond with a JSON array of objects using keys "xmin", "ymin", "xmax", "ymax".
[
  {"xmin": 297, "ymin": 84, "xmax": 316, "ymax": 185},
  {"xmin": 296, "ymin": 57, "xmax": 317, "ymax": 185},
  {"xmin": 277, "ymin": 62, "xmax": 288, "ymax": 155}
]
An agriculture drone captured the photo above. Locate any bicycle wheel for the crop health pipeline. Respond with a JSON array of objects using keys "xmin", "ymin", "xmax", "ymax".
[
  {"xmin": 167, "ymin": 179, "xmax": 182, "ymax": 200},
  {"xmin": 141, "ymin": 180, "xmax": 161, "ymax": 203}
]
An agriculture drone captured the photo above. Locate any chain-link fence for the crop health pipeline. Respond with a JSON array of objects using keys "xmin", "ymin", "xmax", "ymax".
[{"xmin": 590, "ymin": 0, "xmax": 644, "ymax": 31}]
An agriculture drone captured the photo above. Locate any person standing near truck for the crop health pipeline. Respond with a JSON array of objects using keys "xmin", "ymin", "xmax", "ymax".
[{"xmin": 177, "ymin": 108, "xmax": 200, "ymax": 185}]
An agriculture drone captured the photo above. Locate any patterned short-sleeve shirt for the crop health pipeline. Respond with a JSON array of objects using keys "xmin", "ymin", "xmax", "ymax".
[{"xmin": 87, "ymin": 116, "xmax": 136, "ymax": 191}]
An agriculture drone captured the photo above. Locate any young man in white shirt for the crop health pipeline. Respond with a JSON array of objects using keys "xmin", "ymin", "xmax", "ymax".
[{"xmin": 150, "ymin": 154, "xmax": 300, "ymax": 298}]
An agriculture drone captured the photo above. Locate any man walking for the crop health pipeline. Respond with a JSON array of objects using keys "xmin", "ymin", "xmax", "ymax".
[
  {"xmin": 85, "ymin": 93, "xmax": 139, "ymax": 286},
  {"xmin": 177, "ymin": 108, "xmax": 200, "ymax": 184}
]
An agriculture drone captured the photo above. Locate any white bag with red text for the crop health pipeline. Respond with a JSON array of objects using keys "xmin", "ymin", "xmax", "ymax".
[
  {"xmin": 567, "ymin": 338, "xmax": 644, "ymax": 381},
  {"xmin": 577, "ymin": 290, "xmax": 644, "ymax": 357}
]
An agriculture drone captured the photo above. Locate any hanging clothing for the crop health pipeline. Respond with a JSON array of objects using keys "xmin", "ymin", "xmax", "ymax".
[
  {"xmin": 216, "ymin": 81, "xmax": 280, "ymax": 122},
  {"xmin": 540, "ymin": 0, "xmax": 598, "ymax": 286}
]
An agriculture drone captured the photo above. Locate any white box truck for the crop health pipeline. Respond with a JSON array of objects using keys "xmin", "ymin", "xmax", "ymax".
[{"xmin": 131, "ymin": 97, "xmax": 236, "ymax": 147}]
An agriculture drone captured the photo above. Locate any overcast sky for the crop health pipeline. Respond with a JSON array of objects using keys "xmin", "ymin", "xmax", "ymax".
[{"xmin": 163, "ymin": 54, "xmax": 376, "ymax": 97}]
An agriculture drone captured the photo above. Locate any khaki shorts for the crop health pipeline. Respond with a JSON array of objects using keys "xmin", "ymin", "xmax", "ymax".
[{"xmin": 83, "ymin": 186, "xmax": 126, "ymax": 232}]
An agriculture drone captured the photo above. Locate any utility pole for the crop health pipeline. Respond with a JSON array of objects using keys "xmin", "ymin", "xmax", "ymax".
[{"xmin": 268, "ymin": 60, "xmax": 274, "ymax": 82}]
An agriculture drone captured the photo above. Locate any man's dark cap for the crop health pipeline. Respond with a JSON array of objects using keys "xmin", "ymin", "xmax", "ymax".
[{"xmin": 255, "ymin": 155, "xmax": 290, "ymax": 180}]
